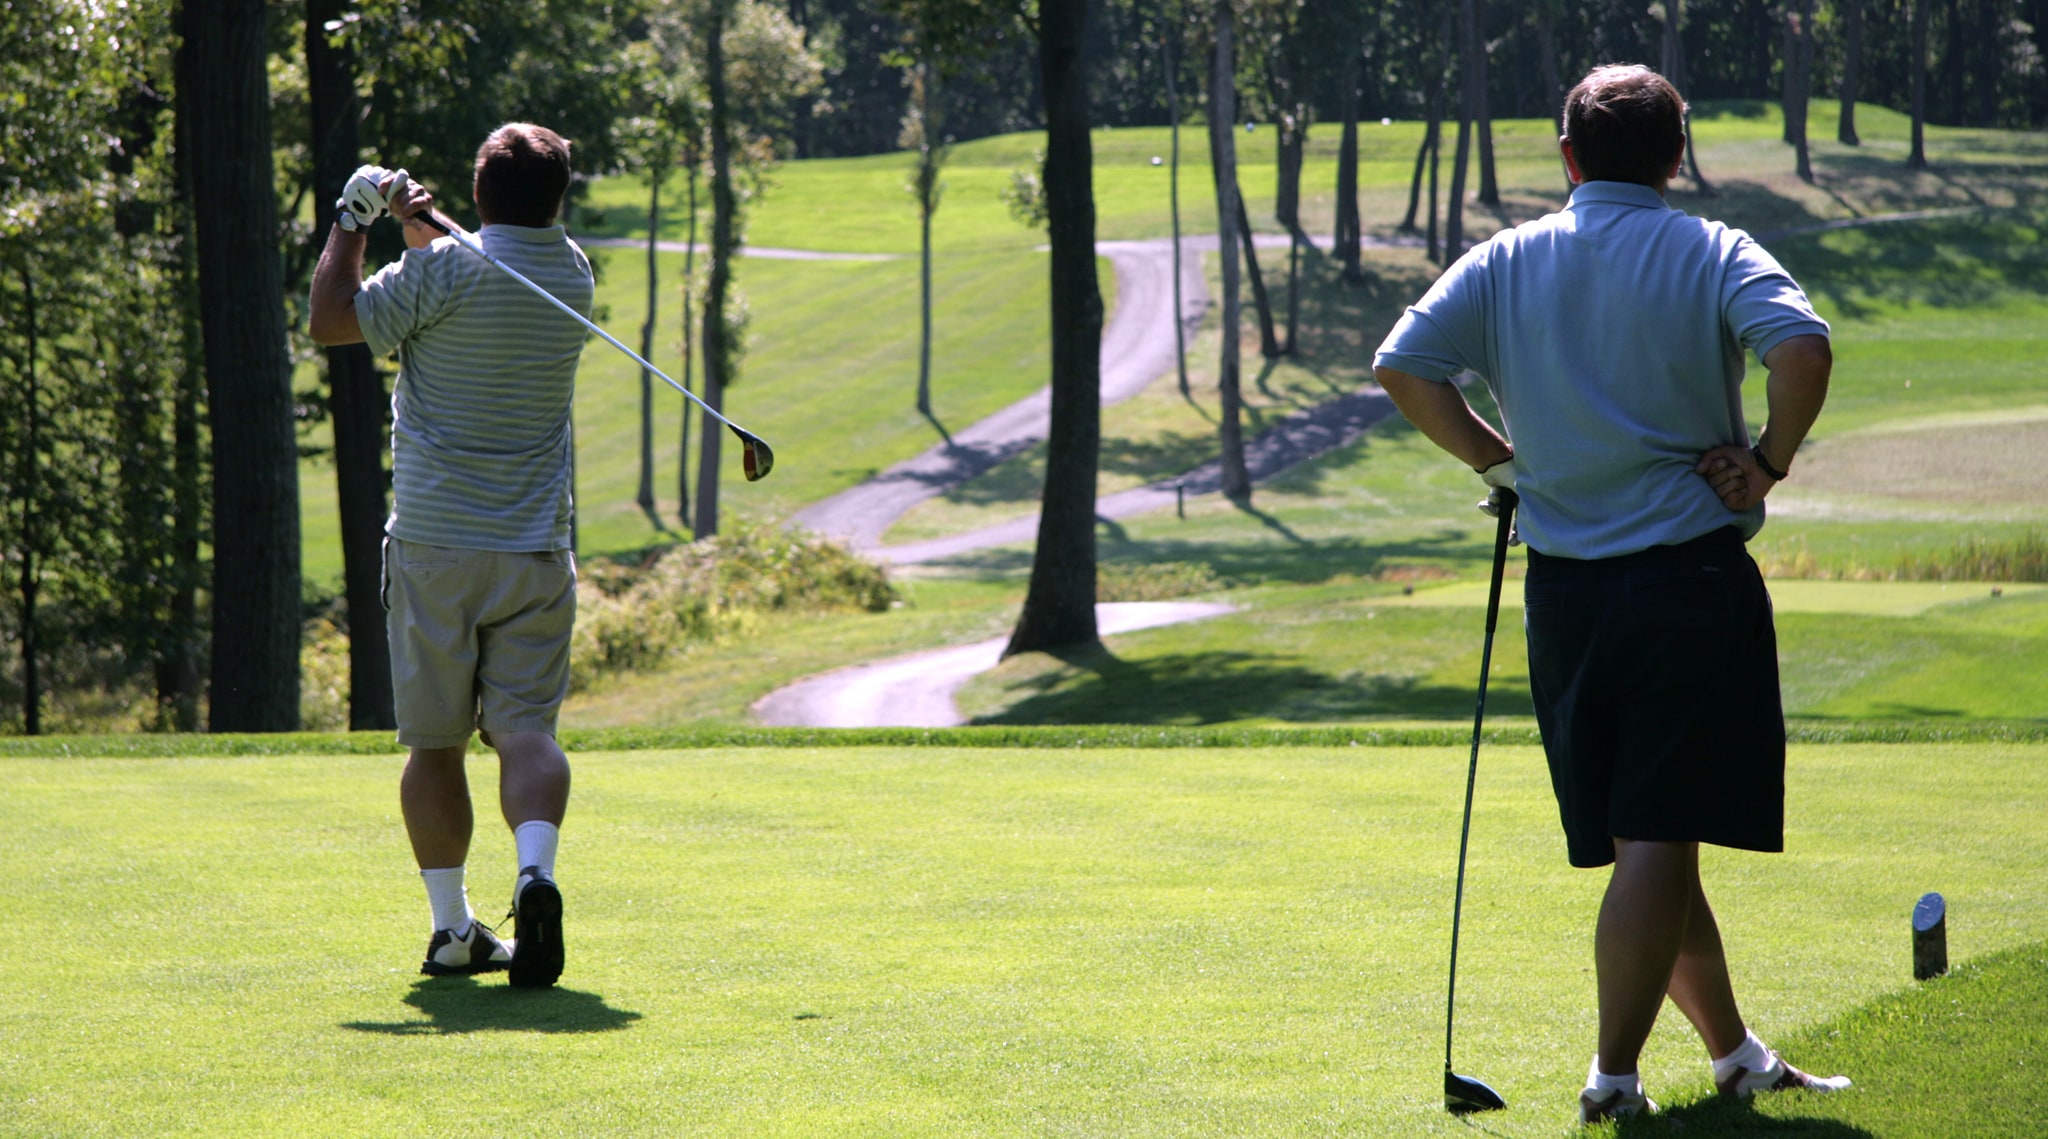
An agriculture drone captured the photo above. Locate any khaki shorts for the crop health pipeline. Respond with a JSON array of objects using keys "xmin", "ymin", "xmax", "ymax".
[{"xmin": 383, "ymin": 537, "xmax": 577, "ymax": 749}]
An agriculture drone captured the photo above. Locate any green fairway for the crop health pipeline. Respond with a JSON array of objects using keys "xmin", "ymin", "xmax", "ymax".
[{"xmin": 5, "ymin": 741, "xmax": 2043, "ymax": 1136}]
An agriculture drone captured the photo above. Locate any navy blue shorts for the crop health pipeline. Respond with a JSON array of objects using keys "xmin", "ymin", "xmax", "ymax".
[{"xmin": 1524, "ymin": 527, "xmax": 1786, "ymax": 869}]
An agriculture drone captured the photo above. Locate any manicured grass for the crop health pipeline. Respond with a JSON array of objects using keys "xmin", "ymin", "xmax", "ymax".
[{"xmin": 4, "ymin": 741, "xmax": 2043, "ymax": 1136}]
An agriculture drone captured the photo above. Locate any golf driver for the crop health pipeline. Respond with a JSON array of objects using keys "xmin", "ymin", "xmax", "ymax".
[
  {"xmin": 408, "ymin": 200, "xmax": 774, "ymax": 482},
  {"xmin": 1443, "ymin": 485, "xmax": 1516, "ymax": 1115}
]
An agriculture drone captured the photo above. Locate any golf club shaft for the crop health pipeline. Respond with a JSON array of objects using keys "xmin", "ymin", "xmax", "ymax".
[
  {"xmin": 1446, "ymin": 489, "xmax": 1517, "ymax": 1074},
  {"xmin": 412, "ymin": 211, "xmax": 758, "ymax": 442}
]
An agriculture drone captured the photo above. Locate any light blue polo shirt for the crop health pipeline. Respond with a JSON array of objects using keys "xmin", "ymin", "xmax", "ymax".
[{"xmin": 1374, "ymin": 181, "xmax": 1829, "ymax": 560}]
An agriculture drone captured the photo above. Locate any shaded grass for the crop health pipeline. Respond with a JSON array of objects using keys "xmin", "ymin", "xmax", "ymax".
[{"xmin": 3, "ymin": 742, "xmax": 2044, "ymax": 1136}]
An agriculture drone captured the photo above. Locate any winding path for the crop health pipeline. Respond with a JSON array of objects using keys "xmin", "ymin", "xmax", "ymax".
[{"xmin": 752, "ymin": 601, "xmax": 1236, "ymax": 727}]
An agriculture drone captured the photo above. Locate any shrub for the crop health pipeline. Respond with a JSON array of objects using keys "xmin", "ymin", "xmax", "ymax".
[
  {"xmin": 570, "ymin": 519, "xmax": 896, "ymax": 690},
  {"xmin": 1097, "ymin": 561, "xmax": 1226, "ymax": 602}
]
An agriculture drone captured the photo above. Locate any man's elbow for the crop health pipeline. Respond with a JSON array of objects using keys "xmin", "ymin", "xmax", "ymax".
[{"xmin": 307, "ymin": 303, "xmax": 363, "ymax": 347}]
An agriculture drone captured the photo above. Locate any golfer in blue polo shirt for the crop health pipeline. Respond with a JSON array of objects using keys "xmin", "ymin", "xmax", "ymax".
[{"xmin": 1374, "ymin": 65, "xmax": 1849, "ymax": 1123}]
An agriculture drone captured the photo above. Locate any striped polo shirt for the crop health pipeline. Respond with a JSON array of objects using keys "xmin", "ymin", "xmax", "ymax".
[
  {"xmin": 356, "ymin": 223, "xmax": 593, "ymax": 552},
  {"xmin": 1374, "ymin": 181, "xmax": 1829, "ymax": 560}
]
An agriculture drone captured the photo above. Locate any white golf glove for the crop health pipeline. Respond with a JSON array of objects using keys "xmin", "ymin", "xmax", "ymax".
[
  {"xmin": 1476, "ymin": 455, "xmax": 1517, "ymax": 521},
  {"xmin": 335, "ymin": 164, "xmax": 399, "ymax": 232}
]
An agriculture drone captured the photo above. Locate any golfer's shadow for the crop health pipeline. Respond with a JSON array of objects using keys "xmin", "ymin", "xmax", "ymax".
[
  {"xmin": 1611, "ymin": 1096, "xmax": 1875, "ymax": 1138},
  {"xmin": 342, "ymin": 976, "xmax": 642, "ymax": 1035}
]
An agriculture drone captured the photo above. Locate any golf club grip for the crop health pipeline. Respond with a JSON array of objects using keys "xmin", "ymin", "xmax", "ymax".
[{"xmin": 408, "ymin": 209, "xmax": 758, "ymax": 443}]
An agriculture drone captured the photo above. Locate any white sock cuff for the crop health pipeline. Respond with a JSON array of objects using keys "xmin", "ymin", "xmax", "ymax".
[
  {"xmin": 420, "ymin": 865, "xmax": 473, "ymax": 934},
  {"xmin": 1712, "ymin": 1030, "xmax": 1773, "ymax": 1082},
  {"xmin": 1587, "ymin": 1058, "xmax": 1641, "ymax": 1095},
  {"xmin": 514, "ymin": 820, "xmax": 560, "ymax": 878}
]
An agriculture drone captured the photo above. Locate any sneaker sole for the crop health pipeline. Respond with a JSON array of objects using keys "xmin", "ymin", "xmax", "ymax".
[{"xmin": 509, "ymin": 880, "xmax": 564, "ymax": 988}]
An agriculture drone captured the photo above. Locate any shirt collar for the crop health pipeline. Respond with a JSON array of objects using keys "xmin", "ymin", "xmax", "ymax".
[{"xmin": 1566, "ymin": 181, "xmax": 1675, "ymax": 212}]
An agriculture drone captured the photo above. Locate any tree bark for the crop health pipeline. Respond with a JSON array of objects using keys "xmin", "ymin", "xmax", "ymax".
[
  {"xmin": 1909, "ymin": 0, "xmax": 1929, "ymax": 167},
  {"xmin": 695, "ymin": 0, "xmax": 737, "ymax": 541},
  {"xmin": 1463, "ymin": 0, "xmax": 1497, "ymax": 206},
  {"xmin": 638, "ymin": 172, "xmax": 661, "ymax": 521},
  {"xmin": 1003, "ymin": 0, "xmax": 1104, "ymax": 657},
  {"xmin": 1535, "ymin": 1, "xmax": 1562, "ymax": 119},
  {"xmin": 678, "ymin": 160, "xmax": 698, "ymax": 529},
  {"xmin": 1208, "ymin": 0, "xmax": 1252, "ymax": 504},
  {"xmin": 1444, "ymin": 41, "xmax": 1473, "ymax": 263},
  {"xmin": 1782, "ymin": 0, "xmax": 1813, "ymax": 182},
  {"xmin": 14, "ymin": 265, "xmax": 41, "ymax": 735},
  {"xmin": 1334, "ymin": 37, "xmax": 1362, "ymax": 280},
  {"xmin": 307, "ymin": 0, "xmax": 395, "ymax": 730},
  {"xmin": 163, "ymin": 108, "xmax": 207, "ymax": 733},
  {"xmin": 182, "ymin": 0, "xmax": 302, "ymax": 731},
  {"xmin": 1838, "ymin": 0, "xmax": 1862, "ymax": 144},
  {"xmin": 1162, "ymin": 23, "xmax": 1189, "ymax": 398}
]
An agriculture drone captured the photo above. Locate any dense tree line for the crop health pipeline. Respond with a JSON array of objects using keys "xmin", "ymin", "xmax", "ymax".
[{"xmin": 4, "ymin": 0, "xmax": 2045, "ymax": 733}]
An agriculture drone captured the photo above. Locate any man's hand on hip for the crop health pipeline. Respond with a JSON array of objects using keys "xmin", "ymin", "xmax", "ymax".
[{"xmin": 1696, "ymin": 444, "xmax": 1774, "ymax": 512}]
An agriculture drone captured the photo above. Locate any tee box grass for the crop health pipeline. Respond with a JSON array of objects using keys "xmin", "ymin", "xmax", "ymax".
[{"xmin": 5, "ymin": 739, "xmax": 2044, "ymax": 1137}]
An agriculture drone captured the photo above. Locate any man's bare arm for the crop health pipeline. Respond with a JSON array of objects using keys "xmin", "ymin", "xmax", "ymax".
[
  {"xmin": 1374, "ymin": 367, "xmax": 1514, "ymax": 473},
  {"xmin": 308, "ymin": 224, "xmax": 367, "ymax": 346}
]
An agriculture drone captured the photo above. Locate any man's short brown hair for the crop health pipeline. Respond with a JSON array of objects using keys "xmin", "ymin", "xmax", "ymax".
[
  {"xmin": 1562, "ymin": 65, "xmax": 1687, "ymax": 187},
  {"xmin": 473, "ymin": 123, "xmax": 572, "ymax": 228}
]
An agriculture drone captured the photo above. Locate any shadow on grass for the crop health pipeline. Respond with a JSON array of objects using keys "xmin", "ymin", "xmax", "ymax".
[
  {"xmin": 972, "ymin": 645, "xmax": 1534, "ymax": 725},
  {"xmin": 942, "ymin": 527, "xmax": 1497, "ymax": 587},
  {"xmin": 343, "ymin": 976, "xmax": 643, "ymax": 1035},
  {"xmin": 1612, "ymin": 1099, "xmax": 1876, "ymax": 1138}
]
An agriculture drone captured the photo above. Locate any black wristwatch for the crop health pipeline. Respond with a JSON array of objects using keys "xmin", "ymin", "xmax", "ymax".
[{"xmin": 1751, "ymin": 445, "xmax": 1789, "ymax": 482}]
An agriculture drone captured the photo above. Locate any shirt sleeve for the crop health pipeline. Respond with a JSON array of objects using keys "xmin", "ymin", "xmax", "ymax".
[
  {"xmin": 353, "ymin": 244, "xmax": 451, "ymax": 359},
  {"xmin": 1373, "ymin": 246, "xmax": 1490, "ymax": 383},
  {"xmin": 1721, "ymin": 232, "xmax": 1830, "ymax": 362}
]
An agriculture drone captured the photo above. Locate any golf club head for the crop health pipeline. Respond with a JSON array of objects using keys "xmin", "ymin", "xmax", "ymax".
[
  {"xmin": 739, "ymin": 432, "xmax": 774, "ymax": 481},
  {"xmin": 1445, "ymin": 1070, "xmax": 1507, "ymax": 1115}
]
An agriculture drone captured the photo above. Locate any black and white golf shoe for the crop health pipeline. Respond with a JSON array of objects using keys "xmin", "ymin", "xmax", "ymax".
[
  {"xmin": 507, "ymin": 866, "xmax": 564, "ymax": 989},
  {"xmin": 420, "ymin": 920, "xmax": 514, "ymax": 977}
]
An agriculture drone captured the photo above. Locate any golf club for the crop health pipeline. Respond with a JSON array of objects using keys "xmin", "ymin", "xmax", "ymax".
[
  {"xmin": 408, "ymin": 203, "xmax": 774, "ymax": 482},
  {"xmin": 1443, "ymin": 485, "xmax": 1516, "ymax": 1115}
]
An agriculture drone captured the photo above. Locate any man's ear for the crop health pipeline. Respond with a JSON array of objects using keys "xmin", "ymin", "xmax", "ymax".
[{"xmin": 1559, "ymin": 137, "xmax": 1584, "ymax": 185}]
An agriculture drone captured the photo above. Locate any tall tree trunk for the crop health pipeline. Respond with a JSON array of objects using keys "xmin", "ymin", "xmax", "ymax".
[
  {"xmin": 1208, "ymin": 1, "xmax": 1252, "ymax": 504},
  {"xmin": 1535, "ymin": 1, "xmax": 1562, "ymax": 118},
  {"xmin": 677, "ymin": 160, "xmax": 698, "ymax": 529},
  {"xmin": 1444, "ymin": 42, "xmax": 1473, "ymax": 261},
  {"xmin": 163, "ymin": 114, "xmax": 207, "ymax": 732},
  {"xmin": 1838, "ymin": 0, "xmax": 1862, "ymax": 143},
  {"xmin": 1941, "ymin": 0, "xmax": 1964, "ymax": 123},
  {"xmin": 695, "ymin": 0, "xmax": 736, "ymax": 541},
  {"xmin": 1464, "ymin": 0, "xmax": 1497, "ymax": 206},
  {"xmin": 1334, "ymin": 39, "xmax": 1362, "ymax": 280},
  {"xmin": 1975, "ymin": 0, "xmax": 1998, "ymax": 126},
  {"xmin": 1909, "ymin": 0, "xmax": 1930, "ymax": 166},
  {"xmin": 1663, "ymin": 0, "xmax": 1715, "ymax": 194},
  {"xmin": 307, "ymin": 0, "xmax": 394, "ymax": 731},
  {"xmin": 1228, "ymin": 191, "xmax": 1280, "ymax": 359},
  {"xmin": 638, "ymin": 173, "xmax": 661, "ymax": 521},
  {"xmin": 913, "ymin": 62, "xmax": 942, "ymax": 420},
  {"xmin": 15, "ymin": 265, "xmax": 41, "ymax": 736},
  {"xmin": 1162, "ymin": 22, "xmax": 1189, "ymax": 398},
  {"xmin": 1003, "ymin": 0, "xmax": 1104, "ymax": 657},
  {"xmin": 1274, "ymin": 101, "xmax": 1305, "ymax": 350},
  {"xmin": 182, "ymin": 0, "xmax": 301, "ymax": 732},
  {"xmin": 1402, "ymin": 1, "xmax": 1443, "ymax": 231},
  {"xmin": 1792, "ymin": 0, "xmax": 1814, "ymax": 182}
]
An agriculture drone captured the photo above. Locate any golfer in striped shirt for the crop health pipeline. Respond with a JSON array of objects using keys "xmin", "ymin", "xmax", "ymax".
[
  {"xmin": 1374, "ymin": 67, "xmax": 1850, "ymax": 1122},
  {"xmin": 310, "ymin": 122, "xmax": 589, "ymax": 989}
]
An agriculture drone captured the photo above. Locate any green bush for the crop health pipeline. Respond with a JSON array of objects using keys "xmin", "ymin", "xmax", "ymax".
[
  {"xmin": 1097, "ymin": 561, "xmax": 1226, "ymax": 602},
  {"xmin": 572, "ymin": 519, "xmax": 896, "ymax": 690}
]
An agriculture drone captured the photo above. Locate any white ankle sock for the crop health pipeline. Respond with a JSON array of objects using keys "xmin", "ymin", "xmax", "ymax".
[
  {"xmin": 514, "ymin": 820, "xmax": 559, "ymax": 878},
  {"xmin": 1587, "ymin": 1059, "xmax": 1642, "ymax": 1096},
  {"xmin": 421, "ymin": 865, "xmax": 472, "ymax": 934},
  {"xmin": 1712, "ymin": 1030, "xmax": 1774, "ymax": 1083}
]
